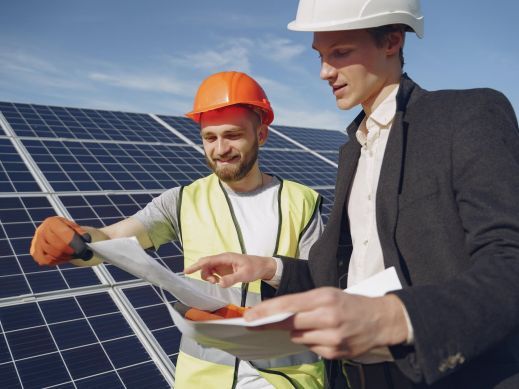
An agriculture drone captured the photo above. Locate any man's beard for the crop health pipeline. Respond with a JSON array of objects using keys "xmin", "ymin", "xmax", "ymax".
[{"xmin": 206, "ymin": 140, "xmax": 259, "ymax": 182}]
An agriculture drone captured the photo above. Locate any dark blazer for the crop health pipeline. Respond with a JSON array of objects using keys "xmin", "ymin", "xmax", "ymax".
[{"xmin": 275, "ymin": 74, "xmax": 519, "ymax": 388}]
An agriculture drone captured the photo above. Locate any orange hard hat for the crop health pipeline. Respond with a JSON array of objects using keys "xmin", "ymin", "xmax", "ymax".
[{"xmin": 186, "ymin": 71, "xmax": 274, "ymax": 125}]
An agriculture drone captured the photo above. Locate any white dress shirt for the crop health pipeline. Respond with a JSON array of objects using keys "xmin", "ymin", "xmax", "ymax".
[
  {"xmin": 347, "ymin": 86, "xmax": 399, "ymax": 289},
  {"xmin": 347, "ymin": 85, "xmax": 413, "ymax": 363}
]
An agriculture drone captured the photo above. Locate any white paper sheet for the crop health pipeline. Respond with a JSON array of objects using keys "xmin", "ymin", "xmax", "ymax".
[
  {"xmin": 344, "ymin": 266, "xmax": 402, "ymax": 297},
  {"xmin": 88, "ymin": 237, "xmax": 228, "ymax": 311},
  {"xmin": 88, "ymin": 238, "xmax": 403, "ymax": 360}
]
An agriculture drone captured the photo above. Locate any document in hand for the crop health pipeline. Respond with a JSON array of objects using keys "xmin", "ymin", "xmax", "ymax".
[
  {"xmin": 87, "ymin": 237, "xmax": 307, "ymax": 359},
  {"xmin": 88, "ymin": 238, "xmax": 402, "ymax": 360}
]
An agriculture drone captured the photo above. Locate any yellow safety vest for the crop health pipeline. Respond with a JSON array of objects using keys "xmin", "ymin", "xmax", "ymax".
[{"xmin": 175, "ymin": 173, "xmax": 324, "ymax": 389}]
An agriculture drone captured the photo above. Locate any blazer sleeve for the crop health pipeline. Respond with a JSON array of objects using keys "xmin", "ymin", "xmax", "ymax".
[{"xmin": 393, "ymin": 90, "xmax": 519, "ymax": 384}]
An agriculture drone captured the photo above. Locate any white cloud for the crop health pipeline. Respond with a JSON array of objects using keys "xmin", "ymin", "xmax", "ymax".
[
  {"xmin": 258, "ymin": 37, "xmax": 306, "ymax": 62},
  {"xmin": 0, "ymin": 47, "xmax": 89, "ymax": 90},
  {"xmin": 88, "ymin": 72, "xmax": 195, "ymax": 96},
  {"xmin": 169, "ymin": 38, "xmax": 253, "ymax": 73}
]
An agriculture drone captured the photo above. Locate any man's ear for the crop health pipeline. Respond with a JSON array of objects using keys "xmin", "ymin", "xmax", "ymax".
[
  {"xmin": 386, "ymin": 29, "xmax": 404, "ymax": 56},
  {"xmin": 258, "ymin": 124, "xmax": 269, "ymax": 146}
]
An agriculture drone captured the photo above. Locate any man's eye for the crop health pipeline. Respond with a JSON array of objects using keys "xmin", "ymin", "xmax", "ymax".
[{"xmin": 333, "ymin": 50, "xmax": 351, "ymax": 58}]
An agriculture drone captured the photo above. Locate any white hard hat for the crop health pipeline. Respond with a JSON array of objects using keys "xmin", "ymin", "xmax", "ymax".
[{"xmin": 288, "ymin": 0, "xmax": 424, "ymax": 38}]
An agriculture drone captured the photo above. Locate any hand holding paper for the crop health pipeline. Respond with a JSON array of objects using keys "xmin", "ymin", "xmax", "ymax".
[{"xmin": 243, "ymin": 268, "xmax": 408, "ymax": 360}]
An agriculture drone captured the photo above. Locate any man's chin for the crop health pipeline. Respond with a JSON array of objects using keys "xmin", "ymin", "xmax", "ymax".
[{"xmin": 213, "ymin": 168, "xmax": 240, "ymax": 182}]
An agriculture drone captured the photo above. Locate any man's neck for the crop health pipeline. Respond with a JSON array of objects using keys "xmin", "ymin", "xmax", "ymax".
[
  {"xmin": 362, "ymin": 73, "xmax": 401, "ymax": 117},
  {"xmin": 221, "ymin": 168, "xmax": 269, "ymax": 193}
]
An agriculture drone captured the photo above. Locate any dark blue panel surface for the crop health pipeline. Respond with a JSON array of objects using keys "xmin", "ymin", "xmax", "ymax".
[
  {"xmin": 271, "ymin": 124, "xmax": 348, "ymax": 151},
  {"xmin": 7, "ymin": 326, "xmax": 56, "ymax": 359},
  {"xmin": 16, "ymin": 352, "xmax": 70, "ymax": 389},
  {"xmin": 156, "ymin": 115, "xmax": 201, "ymax": 144},
  {"xmin": 2, "ymin": 102, "xmax": 186, "ymax": 144},
  {"xmin": 50, "ymin": 320, "xmax": 97, "ymax": 349},
  {"xmin": 62, "ymin": 344, "xmax": 113, "ymax": 379},
  {"xmin": 118, "ymin": 360, "xmax": 170, "ymax": 388},
  {"xmin": 0, "ymin": 303, "xmax": 44, "ymax": 331},
  {"xmin": 0, "ymin": 362, "xmax": 20, "ymax": 388},
  {"xmin": 75, "ymin": 372, "xmax": 124, "ymax": 388},
  {"xmin": 0, "ymin": 138, "xmax": 41, "ymax": 193},
  {"xmin": 0, "ymin": 292, "xmax": 168, "ymax": 388},
  {"xmin": 103, "ymin": 336, "xmax": 149, "ymax": 368},
  {"xmin": 124, "ymin": 285, "xmax": 181, "ymax": 363},
  {"xmin": 259, "ymin": 149, "xmax": 337, "ymax": 187},
  {"xmin": 88, "ymin": 313, "xmax": 133, "ymax": 341},
  {"xmin": 23, "ymin": 139, "xmax": 209, "ymax": 191}
]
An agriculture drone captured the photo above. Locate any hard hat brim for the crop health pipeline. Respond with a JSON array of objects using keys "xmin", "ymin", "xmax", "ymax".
[{"xmin": 288, "ymin": 13, "xmax": 424, "ymax": 38}]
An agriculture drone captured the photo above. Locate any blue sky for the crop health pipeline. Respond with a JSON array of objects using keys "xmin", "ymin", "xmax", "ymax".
[{"xmin": 1, "ymin": 0, "xmax": 518, "ymax": 131}]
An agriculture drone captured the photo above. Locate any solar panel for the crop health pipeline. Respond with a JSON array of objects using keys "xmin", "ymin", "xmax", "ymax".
[
  {"xmin": 0, "ymin": 138, "xmax": 42, "ymax": 193},
  {"xmin": 156, "ymin": 115, "xmax": 201, "ymax": 145},
  {"xmin": 123, "ymin": 285, "xmax": 182, "ymax": 365},
  {"xmin": 0, "ymin": 292, "xmax": 170, "ymax": 388},
  {"xmin": 0, "ymin": 196, "xmax": 101, "ymax": 299},
  {"xmin": 259, "ymin": 149, "xmax": 337, "ymax": 187},
  {"xmin": 1, "ymin": 102, "xmax": 186, "ymax": 144},
  {"xmin": 0, "ymin": 100, "xmax": 340, "ymax": 387},
  {"xmin": 23, "ymin": 139, "xmax": 210, "ymax": 191},
  {"xmin": 271, "ymin": 124, "xmax": 348, "ymax": 151}
]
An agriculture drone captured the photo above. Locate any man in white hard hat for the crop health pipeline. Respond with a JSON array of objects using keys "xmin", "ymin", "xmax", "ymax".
[{"xmin": 186, "ymin": 0, "xmax": 519, "ymax": 388}]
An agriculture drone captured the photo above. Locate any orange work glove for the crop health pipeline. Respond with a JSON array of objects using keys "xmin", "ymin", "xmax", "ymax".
[
  {"xmin": 174, "ymin": 302, "xmax": 249, "ymax": 321},
  {"xmin": 30, "ymin": 216, "xmax": 92, "ymax": 266}
]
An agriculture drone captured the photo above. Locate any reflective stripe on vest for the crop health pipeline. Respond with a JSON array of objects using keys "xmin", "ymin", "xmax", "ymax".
[{"xmin": 176, "ymin": 174, "xmax": 324, "ymax": 389}]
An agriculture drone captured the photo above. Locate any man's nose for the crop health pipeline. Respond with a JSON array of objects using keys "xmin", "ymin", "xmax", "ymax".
[
  {"xmin": 320, "ymin": 60, "xmax": 337, "ymax": 81},
  {"xmin": 215, "ymin": 138, "xmax": 231, "ymax": 156}
]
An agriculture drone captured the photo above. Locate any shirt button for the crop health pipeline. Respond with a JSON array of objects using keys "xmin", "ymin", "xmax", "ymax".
[
  {"xmin": 368, "ymin": 194, "xmax": 372, "ymax": 200},
  {"xmin": 363, "ymin": 240, "xmax": 368, "ymax": 246}
]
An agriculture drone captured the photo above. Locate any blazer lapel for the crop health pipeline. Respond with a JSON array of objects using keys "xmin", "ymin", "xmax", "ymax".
[{"xmin": 376, "ymin": 75, "xmax": 417, "ymax": 286}]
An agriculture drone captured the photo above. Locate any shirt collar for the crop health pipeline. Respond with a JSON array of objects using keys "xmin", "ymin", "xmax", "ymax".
[{"xmin": 356, "ymin": 85, "xmax": 399, "ymax": 147}]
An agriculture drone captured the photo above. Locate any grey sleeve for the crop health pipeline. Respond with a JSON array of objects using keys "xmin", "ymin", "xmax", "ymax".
[
  {"xmin": 132, "ymin": 187, "xmax": 181, "ymax": 249},
  {"xmin": 297, "ymin": 205, "xmax": 324, "ymax": 259}
]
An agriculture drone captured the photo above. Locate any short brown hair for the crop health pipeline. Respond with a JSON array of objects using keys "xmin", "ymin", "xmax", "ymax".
[{"xmin": 367, "ymin": 24, "xmax": 406, "ymax": 69}]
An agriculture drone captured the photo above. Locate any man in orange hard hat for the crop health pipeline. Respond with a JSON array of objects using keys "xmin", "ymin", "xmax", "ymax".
[
  {"xmin": 30, "ymin": 71, "xmax": 325, "ymax": 388},
  {"xmin": 185, "ymin": 0, "xmax": 519, "ymax": 388}
]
